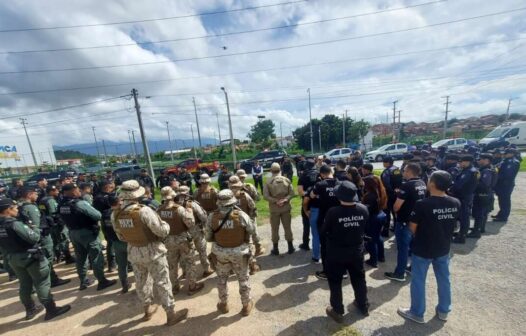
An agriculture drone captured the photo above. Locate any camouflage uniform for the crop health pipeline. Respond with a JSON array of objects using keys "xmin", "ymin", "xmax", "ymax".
[
  {"xmin": 263, "ymin": 169, "xmax": 295, "ymax": 244},
  {"xmin": 205, "ymin": 195, "xmax": 256, "ymax": 312}
]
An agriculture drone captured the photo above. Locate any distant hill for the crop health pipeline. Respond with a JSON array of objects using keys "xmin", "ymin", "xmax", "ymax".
[{"xmin": 54, "ymin": 138, "xmax": 218, "ymax": 156}]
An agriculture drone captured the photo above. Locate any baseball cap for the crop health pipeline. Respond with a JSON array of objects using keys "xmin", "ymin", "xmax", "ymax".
[
  {"xmin": 61, "ymin": 183, "xmax": 78, "ymax": 192},
  {"xmin": 0, "ymin": 198, "xmax": 17, "ymax": 211}
]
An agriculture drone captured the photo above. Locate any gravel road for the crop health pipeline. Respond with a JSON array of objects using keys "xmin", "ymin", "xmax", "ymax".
[{"xmin": 0, "ymin": 173, "xmax": 525, "ymax": 336}]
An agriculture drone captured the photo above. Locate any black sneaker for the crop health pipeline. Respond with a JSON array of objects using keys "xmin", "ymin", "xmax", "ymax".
[
  {"xmin": 79, "ymin": 278, "xmax": 93, "ymax": 291},
  {"xmin": 342, "ymin": 274, "xmax": 348, "ymax": 279},
  {"xmin": 311, "ymin": 257, "xmax": 320, "ymax": 263},
  {"xmin": 97, "ymin": 279, "xmax": 117, "ymax": 291},
  {"xmin": 384, "ymin": 272, "xmax": 406, "ymax": 282},
  {"xmin": 315, "ymin": 271, "xmax": 328, "ymax": 280},
  {"xmin": 405, "ymin": 266, "xmax": 411, "ymax": 275},
  {"xmin": 365, "ymin": 259, "xmax": 378, "ymax": 268},
  {"xmin": 325, "ymin": 306, "xmax": 343, "ymax": 323},
  {"xmin": 378, "ymin": 257, "xmax": 386, "ymax": 263},
  {"xmin": 353, "ymin": 300, "xmax": 370, "ymax": 317},
  {"xmin": 298, "ymin": 243, "xmax": 311, "ymax": 251},
  {"xmin": 51, "ymin": 278, "xmax": 71, "ymax": 288},
  {"xmin": 452, "ymin": 236, "xmax": 466, "ymax": 244}
]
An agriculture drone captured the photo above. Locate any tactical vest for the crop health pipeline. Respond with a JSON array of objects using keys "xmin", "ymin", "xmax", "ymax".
[
  {"xmin": 114, "ymin": 205, "xmax": 159, "ymax": 247},
  {"xmin": 0, "ymin": 217, "xmax": 36, "ymax": 253},
  {"xmin": 235, "ymin": 191, "xmax": 250, "ymax": 214},
  {"xmin": 19, "ymin": 202, "xmax": 49, "ymax": 232},
  {"xmin": 157, "ymin": 202, "xmax": 187, "ymax": 236},
  {"xmin": 211, "ymin": 210, "xmax": 248, "ymax": 248},
  {"xmin": 196, "ymin": 187, "xmax": 218, "ymax": 213},
  {"xmin": 58, "ymin": 198, "xmax": 98, "ymax": 231},
  {"xmin": 243, "ymin": 184, "xmax": 258, "ymax": 201},
  {"xmin": 268, "ymin": 175, "xmax": 291, "ymax": 198}
]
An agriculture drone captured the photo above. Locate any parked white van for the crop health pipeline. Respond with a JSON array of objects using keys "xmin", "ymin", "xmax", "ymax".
[{"xmin": 479, "ymin": 121, "xmax": 526, "ymax": 149}]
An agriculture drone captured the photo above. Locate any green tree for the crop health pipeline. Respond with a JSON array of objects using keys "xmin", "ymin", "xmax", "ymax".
[{"xmin": 248, "ymin": 119, "xmax": 276, "ymax": 143}]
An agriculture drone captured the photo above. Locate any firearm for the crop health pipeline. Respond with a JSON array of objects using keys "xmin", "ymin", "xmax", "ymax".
[{"xmin": 27, "ymin": 247, "xmax": 45, "ymax": 262}]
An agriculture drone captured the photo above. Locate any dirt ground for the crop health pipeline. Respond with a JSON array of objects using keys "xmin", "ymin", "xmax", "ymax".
[{"xmin": 1, "ymin": 174, "xmax": 525, "ymax": 336}]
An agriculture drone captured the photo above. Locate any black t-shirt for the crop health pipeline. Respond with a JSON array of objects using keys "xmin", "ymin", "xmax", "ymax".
[
  {"xmin": 305, "ymin": 185, "xmax": 320, "ymax": 209},
  {"xmin": 410, "ymin": 196, "xmax": 461, "ymax": 258},
  {"xmin": 298, "ymin": 169, "xmax": 319, "ymax": 191},
  {"xmin": 396, "ymin": 178, "xmax": 427, "ymax": 222},
  {"xmin": 362, "ymin": 191, "xmax": 380, "ymax": 216},
  {"xmin": 322, "ymin": 203, "xmax": 369, "ymax": 260},
  {"xmin": 313, "ymin": 178, "xmax": 341, "ymax": 226}
]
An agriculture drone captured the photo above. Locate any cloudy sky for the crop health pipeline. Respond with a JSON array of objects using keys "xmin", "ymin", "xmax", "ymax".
[{"xmin": 0, "ymin": 0, "xmax": 525, "ymax": 156}]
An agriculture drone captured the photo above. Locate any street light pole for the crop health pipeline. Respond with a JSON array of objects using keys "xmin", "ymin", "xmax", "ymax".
[
  {"xmin": 191, "ymin": 124, "xmax": 197, "ymax": 159},
  {"xmin": 131, "ymin": 130, "xmax": 139, "ymax": 159},
  {"xmin": 165, "ymin": 121, "xmax": 174, "ymax": 163},
  {"xmin": 192, "ymin": 97, "xmax": 203, "ymax": 148},
  {"xmin": 132, "ymin": 88, "xmax": 155, "ymax": 181},
  {"xmin": 127, "ymin": 130, "xmax": 134, "ymax": 157},
  {"xmin": 215, "ymin": 112, "xmax": 222, "ymax": 145},
  {"xmin": 20, "ymin": 118, "xmax": 38, "ymax": 167},
  {"xmin": 221, "ymin": 87, "xmax": 237, "ymax": 168},
  {"xmin": 308, "ymin": 88, "xmax": 314, "ymax": 153},
  {"xmin": 91, "ymin": 126, "xmax": 101, "ymax": 164}
]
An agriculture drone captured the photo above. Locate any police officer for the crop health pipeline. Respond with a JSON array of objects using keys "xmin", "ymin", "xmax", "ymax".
[
  {"xmin": 9, "ymin": 178, "xmax": 23, "ymax": 200},
  {"xmin": 468, "ymin": 153, "xmax": 498, "ymax": 238},
  {"xmin": 138, "ymin": 169, "xmax": 155, "ymax": 198},
  {"xmin": 156, "ymin": 170, "xmax": 173, "ymax": 189},
  {"xmin": 380, "ymin": 157, "xmax": 402, "ymax": 237},
  {"xmin": 281, "ymin": 155, "xmax": 294, "ymax": 181},
  {"xmin": 263, "ymin": 163, "xmax": 295, "ymax": 255},
  {"xmin": 19, "ymin": 187, "xmax": 70, "ymax": 288},
  {"xmin": 0, "ymin": 180, "xmax": 9, "ymax": 199},
  {"xmin": 0, "ymin": 198, "xmax": 71, "ymax": 321},
  {"xmin": 444, "ymin": 154, "xmax": 461, "ymax": 179},
  {"xmin": 423, "ymin": 156, "xmax": 439, "ymax": 185},
  {"xmin": 79, "ymin": 182, "xmax": 93, "ymax": 204},
  {"xmin": 322, "ymin": 181, "xmax": 370, "ymax": 323},
  {"xmin": 139, "ymin": 187, "xmax": 161, "ymax": 210},
  {"xmin": 436, "ymin": 145, "xmax": 448, "ymax": 169},
  {"xmin": 236, "ymin": 169, "xmax": 260, "ymax": 202},
  {"xmin": 157, "ymin": 187, "xmax": 205, "ymax": 296},
  {"xmin": 218, "ymin": 165, "xmax": 233, "ymax": 191},
  {"xmin": 90, "ymin": 173, "xmax": 100, "ymax": 195},
  {"xmin": 58, "ymin": 183, "xmax": 116, "ymax": 290},
  {"xmin": 193, "ymin": 173, "xmax": 219, "ymax": 213},
  {"xmin": 177, "ymin": 167, "xmax": 193, "ymax": 193},
  {"xmin": 205, "ymin": 189, "xmax": 256, "ymax": 316},
  {"xmin": 449, "ymin": 155, "xmax": 479, "ymax": 244},
  {"xmin": 35, "ymin": 177, "xmax": 47, "ymax": 202},
  {"xmin": 93, "ymin": 181, "xmax": 118, "ymax": 272},
  {"xmin": 297, "ymin": 158, "xmax": 319, "ymax": 252},
  {"xmin": 493, "ymin": 148, "xmax": 520, "ymax": 222},
  {"xmin": 112, "ymin": 181, "xmax": 188, "ymax": 325},
  {"xmin": 334, "ymin": 160, "xmax": 349, "ymax": 181}
]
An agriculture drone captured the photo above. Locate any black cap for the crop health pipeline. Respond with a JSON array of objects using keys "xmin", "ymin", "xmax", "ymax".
[
  {"xmin": 460, "ymin": 155, "xmax": 474, "ymax": 162},
  {"xmin": 46, "ymin": 185, "xmax": 58, "ymax": 193},
  {"xmin": 403, "ymin": 153, "xmax": 414, "ymax": 160},
  {"xmin": 0, "ymin": 198, "xmax": 16, "ymax": 211},
  {"xmin": 61, "ymin": 183, "xmax": 78, "ymax": 192},
  {"xmin": 446, "ymin": 154, "xmax": 459, "ymax": 161},
  {"xmin": 479, "ymin": 153, "xmax": 493, "ymax": 160},
  {"xmin": 382, "ymin": 156, "xmax": 394, "ymax": 164},
  {"xmin": 20, "ymin": 186, "xmax": 37, "ymax": 194},
  {"xmin": 335, "ymin": 181, "xmax": 357, "ymax": 202}
]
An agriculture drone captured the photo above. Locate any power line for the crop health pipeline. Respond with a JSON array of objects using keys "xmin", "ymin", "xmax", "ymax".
[
  {"xmin": 3, "ymin": 7, "xmax": 525, "ymax": 75},
  {"xmin": 1, "ymin": 37, "xmax": 524, "ymax": 97},
  {"xmin": 0, "ymin": 1, "xmax": 446, "ymax": 55},
  {"xmin": 0, "ymin": 0, "xmax": 309, "ymax": 33}
]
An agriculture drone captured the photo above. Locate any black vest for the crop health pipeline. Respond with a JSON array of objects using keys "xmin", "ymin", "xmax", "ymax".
[
  {"xmin": 18, "ymin": 202, "xmax": 50, "ymax": 233},
  {"xmin": 0, "ymin": 217, "xmax": 36, "ymax": 253},
  {"xmin": 58, "ymin": 198, "xmax": 98, "ymax": 231}
]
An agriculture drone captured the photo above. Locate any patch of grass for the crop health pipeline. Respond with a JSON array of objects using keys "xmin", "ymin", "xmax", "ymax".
[
  {"xmin": 332, "ymin": 326, "xmax": 363, "ymax": 336},
  {"xmin": 520, "ymin": 159, "xmax": 526, "ymax": 172}
]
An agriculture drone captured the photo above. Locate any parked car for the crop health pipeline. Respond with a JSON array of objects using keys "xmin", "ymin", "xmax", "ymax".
[
  {"xmin": 324, "ymin": 148, "xmax": 354, "ymax": 162},
  {"xmin": 164, "ymin": 159, "xmax": 220, "ymax": 177},
  {"xmin": 25, "ymin": 171, "xmax": 64, "ymax": 187},
  {"xmin": 479, "ymin": 121, "xmax": 526, "ymax": 150},
  {"xmin": 431, "ymin": 138, "xmax": 468, "ymax": 151},
  {"xmin": 112, "ymin": 165, "xmax": 142, "ymax": 182},
  {"xmin": 240, "ymin": 150, "xmax": 287, "ymax": 172},
  {"xmin": 365, "ymin": 143, "xmax": 409, "ymax": 162}
]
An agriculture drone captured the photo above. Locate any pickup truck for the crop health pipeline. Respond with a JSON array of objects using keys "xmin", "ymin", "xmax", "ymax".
[{"xmin": 164, "ymin": 159, "xmax": 220, "ymax": 177}]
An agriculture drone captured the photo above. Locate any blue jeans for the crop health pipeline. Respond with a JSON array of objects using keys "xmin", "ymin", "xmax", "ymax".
[
  {"xmin": 366, "ymin": 212, "xmax": 385, "ymax": 264},
  {"xmin": 309, "ymin": 207, "xmax": 320, "ymax": 260},
  {"xmin": 394, "ymin": 222, "xmax": 412, "ymax": 276},
  {"xmin": 410, "ymin": 254, "xmax": 451, "ymax": 318}
]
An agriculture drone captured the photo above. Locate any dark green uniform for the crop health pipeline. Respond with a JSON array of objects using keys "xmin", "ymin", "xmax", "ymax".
[
  {"xmin": 19, "ymin": 202, "xmax": 60, "ymax": 285},
  {"xmin": 40, "ymin": 196, "xmax": 74, "ymax": 264}
]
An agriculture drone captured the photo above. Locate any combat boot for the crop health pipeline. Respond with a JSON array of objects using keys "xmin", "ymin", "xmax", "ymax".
[
  {"xmin": 121, "ymin": 280, "xmax": 130, "ymax": 294},
  {"xmin": 202, "ymin": 268, "xmax": 214, "ymax": 278},
  {"xmin": 142, "ymin": 304, "xmax": 158, "ymax": 321},
  {"xmin": 249, "ymin": 261, "xmax": 261, "ymax": 275},
  {"xmin": 254, "ymin": 243, "xmax": 266, "ymax": 256},
  {"xmin": 96, "ymin": 278, "xmax": 117, "ymax": 291},
  {"xmin": 63, "ymin": 249, "xmax": 76, "ymax": 265},
  {"xmin": 187, "ymin": 282, "xmax": 204, "ymax": 296},
  {"xmin": 24, "ymin": 302, "xmax": 44, "ymax": 320},
  {"xmin": 467, "ymin": 220, "xmax": 482, "ymax": 238},
  {"xmin": 241, "ymin": 299, "xmax": 254, "ymax": 317},
  {"xmin": 51, "ymin": 277, "xmax": 71, "ymax": 288},
  {"xmin": 166, "ymin": 307, "xmax": 188, "ymax": 326},
  {"xmin": 217, "ymin": 302, "xmax": 229, "ymax": 314},
  {"xmin": 44, "ymin": 300, "xmax": 71, "ymax": 321},
  {"xmin": 172, "ymin": 284, "xmax": 181, "ymax": 295},
  {"xmin": 287, "ymin": 241, "xmax": 295, "ymax": 254},
  {"xmin": 271, "ymin": 243, "xmax": 279, "ymax": 256}
]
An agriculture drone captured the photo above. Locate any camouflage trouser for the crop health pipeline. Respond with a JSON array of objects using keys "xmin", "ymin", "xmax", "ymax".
[
  {"xmin": 165, "ymin": 235, "xmax": 199, "ymax": 289},
  {"xmin": 250, "ymin": 217, "xmax": 261, "ymax": 244},
  {"xmin": 190, "ymin": 227, "xmax": 210, "ymax": 270},
  {"xmin": 215, "ymin": 252, "xmax": 251, "ymax": 305},
  {"xmin": 132, "ymin": 253, "xmax": 174, "ymax": 311}
]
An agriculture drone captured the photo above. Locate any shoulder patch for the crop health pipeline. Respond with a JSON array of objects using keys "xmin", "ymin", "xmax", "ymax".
[{"xmin": 393, "ymin": 170, "xmax": 401, "ymax": 175}]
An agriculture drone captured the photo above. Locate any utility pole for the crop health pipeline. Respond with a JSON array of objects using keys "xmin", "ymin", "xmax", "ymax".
[
  {"xmin": 397, "ymin": 110, "xmax": 402, "ymax": 141},
  {"xmin": 343, "ymin": 110, "xmax": 348, "ymax": 146},
  {"xmin": 91, "ymin": 126, "xmax": 101, "ymax": 163},
  {"xmin": 215, "ymin": 112, "xmax": 222, "ymax": 145},
  {"xmin": 280, "ymin": 122, "xmax": 283, "ymax": 147},
  {"xmin": 308, "ymin": 88, "xmax": 314, "ymax": 153},
  {"xmin": 505, "ymin": 98, "xmax": 513, "ymax": 121},
  {"xmin": 132, "ymin": 88, "xmax": 155, "ymax": 181},
  {"xmin": 131, "ymin": 130, "xmax": 139, "ymax": 159},
  {"xmin": 102, "ymin": 140, "xmax": 108, "ymax": 163},
  {"xmin": 127, "ymin": 130, "xmax": 134, "ymax": 157},
  {"xmin": 318, "ymin": 125, "xmax": 322, "ymax": 152},
  {"xmin": 221, "ymin": 87, "xmax": 237, "ymax": 168},
  {"xmin": 392, "ymin": 101, "xmax": 398, "ymax": 142},
  {"xmin": 443, "ymin": 96, "xmax": 450, "ymax": 139},
  {"xmin": 192, "ymin": 97, "xmax": 203, "ymax": 148},
  {"xmin": 20, "ymin": 118, "xmax": 38, "ymax": 167},
  {"xmin": 191, "ymin": 124, "xmax": 197, "ymax": 159},
  {"xmin": 165, "ymin": 121, "xmax": 174, "ymax": 163}
]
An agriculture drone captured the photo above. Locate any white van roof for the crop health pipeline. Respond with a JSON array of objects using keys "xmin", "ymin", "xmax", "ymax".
[{"xmin": 499, "ymin": 121, "xmax": 526, "ymax": 127}]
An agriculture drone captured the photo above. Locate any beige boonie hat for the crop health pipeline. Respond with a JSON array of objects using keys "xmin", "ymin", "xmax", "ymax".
[
  {"xmin": 270, "ymin": 162, "xmax": 281, "ymax": 172},
  {"xmin": 228, "ymin": 175, "xmax": 243, "ymax": 188},
  {"xmin": 160, "ymin": 186, "xmax": 176, "ymax": 201},
  {"xmin": 235, "ymin": 169, "xmax": 248, "ymax": 178},
  {"xmin": 199, "ymin": 173, "xmax": 211, "ymax": 183},
  {"xmin": 118, "ymin": 180, "xmax": 145, "ymax": 200},
  {"xmin": 176, "ymin": 185, "xmax": 190, "ymax": 195},
  {"xmin": 217, "ymin": 189, "xmax": 238, "ymax": 207}
]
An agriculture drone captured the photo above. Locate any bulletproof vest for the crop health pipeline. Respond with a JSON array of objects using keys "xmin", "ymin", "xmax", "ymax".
[
  {"xmin": 196, "ymin": 187, "xmax": 218, "ymax": 213},
  {"xmin": 157, "ymin": 202, "xmax": 187, "ymax": 236},
  {"xmin": 235, "ymin": 191, "xmax": 250, "ymax": 214},
  {"xmin": 211, "ymin": 210, "xmax": 248, "ymax": 248},
  {"xmin": 37, "ymin": 197, "xmax": 57, "ymax": 229},
  {"xmin": 0, "ymin": 217, "xmax": 36, "ymax": 253},
  {"xmin": 58, "ymin": 198, "xmax": 97, "ymax": 231},
  {"xmin": 243, "ymin": 184, "xmax": 258, "ymax": 201},
  {"xmin": 306, "ymin": 169, "xmax": 319, "ymax": 185},
  {"xmin": 19, "ymin": 202, "xmax": 48, "ymax": 231},
  {"xmin": 268, "ymin": 175, "xmax": 291, "ymax": 198},
  {"xmin": 114, "ymin": 204, "xmax": 159, "ymax": 247}
]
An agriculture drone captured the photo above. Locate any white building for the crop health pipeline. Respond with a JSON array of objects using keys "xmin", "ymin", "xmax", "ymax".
[{"xmin": 0, "ymin": 135, "xmax": 56, "ymax": 169}]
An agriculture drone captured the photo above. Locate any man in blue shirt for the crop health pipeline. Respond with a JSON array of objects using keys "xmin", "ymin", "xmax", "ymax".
[{"xmin": 493, "ymin": 148, "xmax": 520, "ymax": 222}]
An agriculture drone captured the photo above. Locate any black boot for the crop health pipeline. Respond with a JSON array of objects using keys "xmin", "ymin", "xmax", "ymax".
[
  {"xmin": 44, "ymin": 300, "xmax": 71, "ymax": 321},
  {"xmin": 287, "ymin": 241, "xmax": 295, "ymax": 254},
  {"xmin": 63, "ymin": 249, "xmax": 76, "ymax": 265},
  {"xmin": 97, "ymin": 278, "xmax": 117, "ymax": 291},
  {"xmin": 271, "ymin": 243, "xmax": 279, "ymax": 256},
  {"xmin": 467, "ymin": 219, "xmax": 482, "ymax": 238},
  {"xmin": 24, "ymin": 302, "xmax": 44, "ymax": 320},
  {"xmin": 51, "ymin": 277, "xmax": 71, "ymax": 288},
  {"xmin": 121, "ymin": 280, "xmax": 130, "ymax": 294}
]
